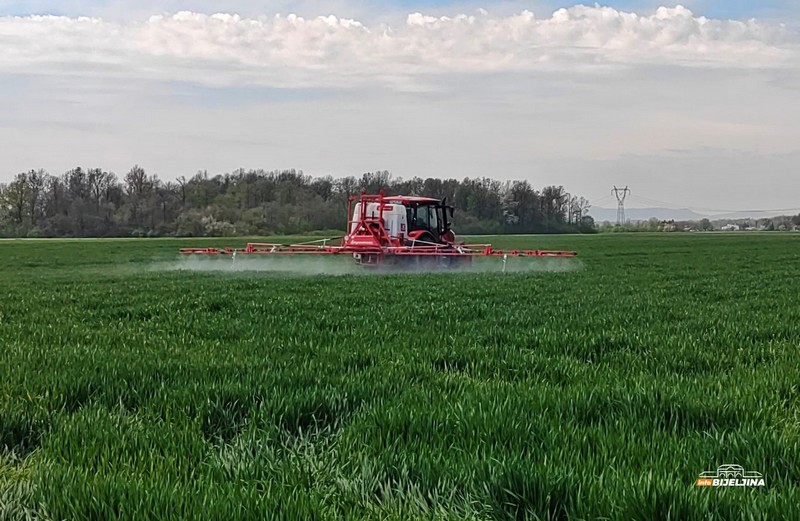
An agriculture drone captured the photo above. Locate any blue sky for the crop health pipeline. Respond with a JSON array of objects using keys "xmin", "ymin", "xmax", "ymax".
[
  {"xmin": 1, "ymin": 1, "xmax": 799, "ymax": 211},
  {"xmin": 0, "ymin": 0, "xmax": 796, "ymax": 20}
]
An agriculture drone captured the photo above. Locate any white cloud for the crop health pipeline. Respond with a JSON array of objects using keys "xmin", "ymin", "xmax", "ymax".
[
  {"xmin": 1, "ymin": 4, "xmax": 799, "ymax": 212},
  {"xmin": 0, "ymin": 5, "xmax": 797, "ymax": 90}
]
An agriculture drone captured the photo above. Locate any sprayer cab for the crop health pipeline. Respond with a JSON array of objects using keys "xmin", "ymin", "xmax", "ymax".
[{"xmin": 347, "ymin": 194, "xmax": 456, "ymax": 247}]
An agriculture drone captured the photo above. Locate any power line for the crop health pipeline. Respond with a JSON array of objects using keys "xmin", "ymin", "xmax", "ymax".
[
  {"xmin": 629, "ymin": 194, "xmax": 800, "ymax": 215},
  {"xmin": 588, "ymin": 193, "xmax": 615, "ymax": 205},
  {"xmin": 589, "ymin": 189, "xmax": 798, "ymax": 218}
]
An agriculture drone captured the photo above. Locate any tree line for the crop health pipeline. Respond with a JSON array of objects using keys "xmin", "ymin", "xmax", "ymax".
[
  {"xmin": 600, "ymin": 216, "xmax": 800, "ymax": 233},
  {"xmin": 0, "ymin": 167, "xmax": 595, "ymax": 237}
]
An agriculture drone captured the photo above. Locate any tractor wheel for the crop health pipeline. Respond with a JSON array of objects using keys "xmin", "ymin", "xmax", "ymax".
[
  {"xmin": 449, "ymin": 255, "xmax": 472, "ymax": 270},
  {"xmin": 415, "ymin": 255, "xmax": 438, "ymax": 271},
  {"xmin": 407, "ymin": 232, "xmax": 437, "ymax": 246}
]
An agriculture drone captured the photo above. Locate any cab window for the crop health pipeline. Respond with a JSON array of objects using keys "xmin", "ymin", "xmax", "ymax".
[
  {"xmin": 411, "ymin": 205, "xmax": 429, "ymax": 231},
  {"xmin": 428, "ymin": 204, "xmax": 438, "ymax": 232}
]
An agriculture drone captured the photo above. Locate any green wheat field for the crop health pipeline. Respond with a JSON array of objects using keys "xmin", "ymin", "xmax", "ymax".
[{"xmin": 1, "ymin": 233, "xmax": 799, "ymax": 520}]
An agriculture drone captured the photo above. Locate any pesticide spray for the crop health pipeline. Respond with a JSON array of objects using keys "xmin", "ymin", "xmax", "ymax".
[{"xmin": 155, "ymin": 253, "xmax": 582, "ymax": 277}]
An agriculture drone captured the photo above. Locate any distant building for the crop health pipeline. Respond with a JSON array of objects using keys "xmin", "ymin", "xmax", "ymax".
[{"xmin": 720, "ymin": 224, "xmax": 740, "ymax": 231}]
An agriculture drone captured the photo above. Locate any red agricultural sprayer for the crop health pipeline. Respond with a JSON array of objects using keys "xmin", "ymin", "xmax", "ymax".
[{"xmin": 180, "ymin": 192, "xmax": 577, "ymax": 269}]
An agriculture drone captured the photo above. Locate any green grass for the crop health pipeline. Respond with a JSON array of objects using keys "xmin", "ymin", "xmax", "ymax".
[{"xmin": 1, "ymin": 233, "xmax": 800, "ymax": 519}]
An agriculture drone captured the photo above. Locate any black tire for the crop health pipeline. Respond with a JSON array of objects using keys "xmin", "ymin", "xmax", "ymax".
[{"xmin": 407, "ymin": 232, "xmax": 437, "ymax": 246}]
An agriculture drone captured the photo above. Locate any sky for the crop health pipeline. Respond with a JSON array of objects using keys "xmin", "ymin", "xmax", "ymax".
[{"xmin": 1, "ymin": 1, "xmax": 799, "ymax": 212}]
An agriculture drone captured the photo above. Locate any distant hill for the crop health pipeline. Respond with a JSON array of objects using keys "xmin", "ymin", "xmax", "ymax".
[{"xmin": 589, "ymin": 207, "xmax": 708, "ymax": 223}]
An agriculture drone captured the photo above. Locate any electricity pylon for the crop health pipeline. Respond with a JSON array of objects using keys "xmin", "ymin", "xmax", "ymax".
[{"xmin": 612, "ymin": 186, "xmax": 630, "ymax": 225}]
